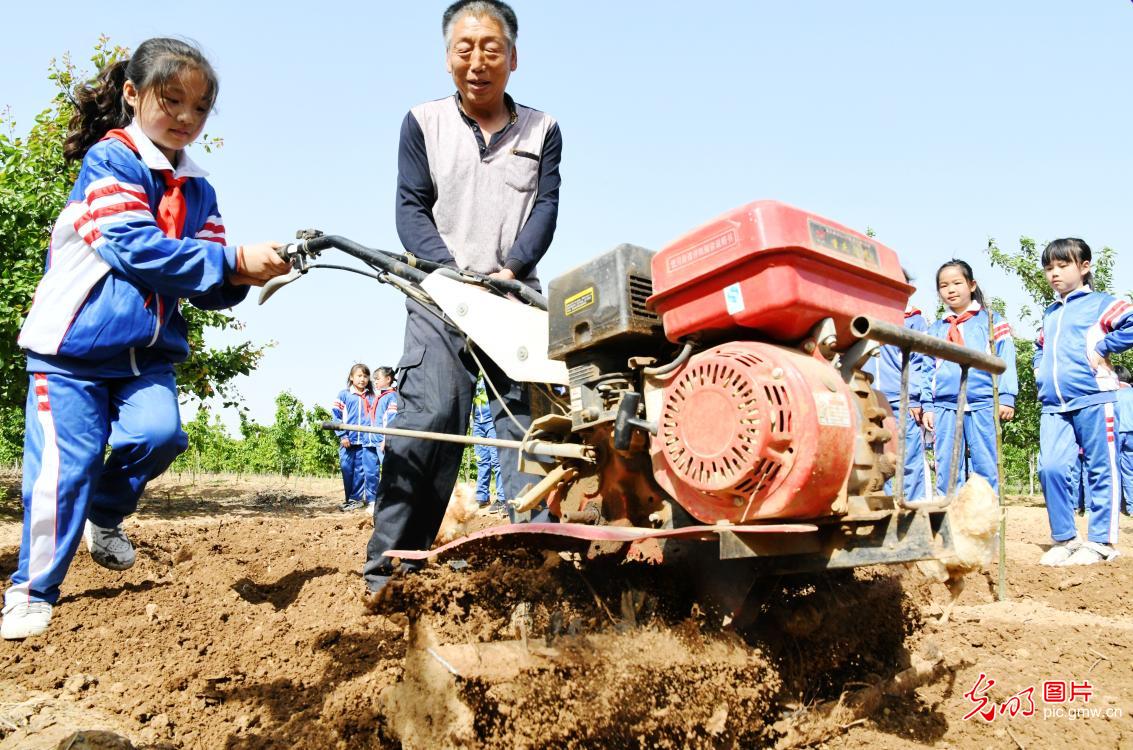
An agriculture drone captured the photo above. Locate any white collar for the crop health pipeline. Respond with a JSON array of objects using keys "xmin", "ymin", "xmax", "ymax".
[
  {"xmin": 125, "ymin": 121, "xmax": 208, "ymax": 179},
  {"xmin": 948, "ymin": 301, "xmax": 981, "ymax": 317},
  {"xmin": 1059, "ymin": 286, "xmax": 1092, "ymax": 303}
]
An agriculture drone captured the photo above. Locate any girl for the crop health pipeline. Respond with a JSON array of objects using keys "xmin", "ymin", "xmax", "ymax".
[
  {"xmin": 1034, "ymin": 239, "xmax": 1133, "ymax": 566},
  {"xmin": 332, "ymin": 364, "xmax": 383, "ymax": 511},
  {"xmin": 921, "ymin": 260, "xmax": 1017, "ymax": 496},
  {"xmin": 373, "ymin": 366, "xmax": 399, "ymax": 473},
  {"xmin": 2, "ymin": 38, "xmax": 290, "ymax": 639}
]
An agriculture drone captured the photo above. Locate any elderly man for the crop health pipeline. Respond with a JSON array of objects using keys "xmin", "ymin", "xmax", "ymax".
[{"xmin": 364, "ymin": 0, "xmax": 562, "ymax": 596}]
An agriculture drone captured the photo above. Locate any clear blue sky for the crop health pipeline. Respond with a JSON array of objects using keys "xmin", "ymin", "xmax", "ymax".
[{"xmin": 3, "ymin": 1, "xmax": 1132, "ymax": 428}]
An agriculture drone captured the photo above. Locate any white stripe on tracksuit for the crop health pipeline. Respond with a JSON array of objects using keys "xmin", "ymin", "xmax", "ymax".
[{"xmin": 8, "ymin": 376, "xmax": 60, "ymax": 605}]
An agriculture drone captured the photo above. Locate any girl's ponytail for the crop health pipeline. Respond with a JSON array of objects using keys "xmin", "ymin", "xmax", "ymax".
[
  {"xmin": 63, "ymin": 58, "xmax": 132, "ymax": 162},
  {"xmin": 61, "ymin": 38, "xmax": 219, "ymax": 163}
]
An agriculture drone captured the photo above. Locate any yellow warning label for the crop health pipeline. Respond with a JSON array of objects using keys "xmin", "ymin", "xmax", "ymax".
[{"xmin": 564, "ymin": 287, "xmax": 596, "ymax": 316}]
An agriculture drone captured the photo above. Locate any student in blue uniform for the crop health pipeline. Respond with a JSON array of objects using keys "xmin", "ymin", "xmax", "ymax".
[
  {"xmin": 372, "ymin": 366, "xmax": 399, "ymax": 471},
  {"xmin": 1114, "ymin": 365, "xmax": 1133, "ymax": 517},
  {"xmin": 333, "ymin": 364, "xmax": 383, "ymax": 511},
  {"xmin": 864, "ymin": 299, "xmax": 932, "ymax": 501},
  {"xmin": 921, "ymin": 260, "xmax": 1017, "ymax": 495},
  {"xmin": 2, "ymin": 38, "xmax": 290, "ymax": 639},
  {"xmin": 370, "ymin": 366, "xmax": 398, "ymax": 510},
  {"xmin": 1035, "ymin": 239, "xmax": 1133, "ymax": 565},
  {"xmin": 471, "ymin": 376, "xmax": 509, "ymax": 513}
]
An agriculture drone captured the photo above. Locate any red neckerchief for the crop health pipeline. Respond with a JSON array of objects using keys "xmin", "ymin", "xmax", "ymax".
[
  {"xmin": 945, "ymin": 307, "xmax": 978, "ymax": 346},
  {"xmin": 905, "ymin": 308, "xmax": 922, "ymax": 319},
  {"xmin": 351, "ymin": 387, "xmax": 379, "ymax": 424},
  {"xmin": 102, "ymin": 129, "xmax": 187, "ymax": 239}
]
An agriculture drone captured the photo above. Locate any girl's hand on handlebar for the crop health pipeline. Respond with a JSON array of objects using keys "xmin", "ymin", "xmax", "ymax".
[{"xmin": 235, "ymin": 242, "xmax": 291, "ymax": 282}]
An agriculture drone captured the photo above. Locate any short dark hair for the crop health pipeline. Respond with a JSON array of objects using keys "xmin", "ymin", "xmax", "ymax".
[
  {"xmin": 936, "ymin": 259, "xmax": 985, "ymax": 308},
  {"xmin": 1115, "ymin": 364, "xmax": 1132, "ymax": 385},
  {"xmin": 1041, "ymin": 238, "xmax": 1094, "ymax": 287},
  {"xmin": 443, "ymin": 0, "xmax": 518, "ymax": 48}
]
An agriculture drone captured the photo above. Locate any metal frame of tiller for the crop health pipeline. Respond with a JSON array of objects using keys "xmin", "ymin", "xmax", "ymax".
[{"xmin": 265, "ymin": 234, "xmax": 1007, "ymax": 572}]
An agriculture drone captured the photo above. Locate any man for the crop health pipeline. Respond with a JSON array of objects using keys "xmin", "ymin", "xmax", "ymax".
[{"xmin": 364, "ymin": 0, "xmax": 562, "ymax": 596}]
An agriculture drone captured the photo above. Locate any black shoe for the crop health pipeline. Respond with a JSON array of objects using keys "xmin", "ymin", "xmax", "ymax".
[
  {"xmin": 84, "ymin": 521, "xmax": 136, "ymax": 571},
  {"xmin": 340, "ymin": 499, "xmax": 365, "ymax": 512}
]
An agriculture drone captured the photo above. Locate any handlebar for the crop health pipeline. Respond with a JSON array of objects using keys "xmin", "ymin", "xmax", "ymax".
[{"xmin": 276, "ymin": 231, "xmax": 548, "ymax": 310}]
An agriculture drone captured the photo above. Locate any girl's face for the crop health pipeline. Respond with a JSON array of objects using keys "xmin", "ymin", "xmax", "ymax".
[
  {"xmin": 1044, "ymin": 258, "xmax": 1090, "ymax": 297},
  {"xmin": 937, "ymin": 266, "xmax": 977, "ymax": 312},
  {"xmin": 351, "ymin": 369, "xmax": 370, "ymax": 390},
  {"xmin": 123, "ymin": 68, "xmax": 211, "ymax": 163},
  {"xmin": 374, "ymin": 373, "xmax": 393, "ymax": 389}
]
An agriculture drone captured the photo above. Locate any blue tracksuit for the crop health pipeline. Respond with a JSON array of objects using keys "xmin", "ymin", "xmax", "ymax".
[
  {"xmin": 9, "ymin": 124, "xmax": 247, "ymax": 608},
  {"xmin": 472, "ymin": 400, "xmax": 502, "ymax": 504},
  {"xmin": 1035, "ymin": 289, "xmax": 1133, "ymax": 544},
  {"xmin": 333, "ymin": 387, "xmax": 383, "ymax": 502},
  {"xmin": 863, "ymin": 308, "xmax": 931, "ymax": 500},
  {"xmin": 922, "ymin": 304, "xmax": 1018, "ymax": 494},
  {"xmin": 1116, "ymin": 387, "xmax": 1133, "ymax": 515},
  {"xmin": 375, "ymin": 387, "xmax": 399, "ymax": 465}
]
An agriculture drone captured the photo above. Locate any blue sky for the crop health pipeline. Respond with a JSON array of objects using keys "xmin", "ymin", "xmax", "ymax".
[{"xmin": 3, "ymin": 1, "xmax": 1132, "ymax": 428}]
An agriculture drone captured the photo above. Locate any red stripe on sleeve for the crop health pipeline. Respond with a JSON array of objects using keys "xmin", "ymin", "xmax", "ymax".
[
  {"xmin": 86, "ymin": 183, "xmax": 148, "ymax": 205},
  {"xmin": 88, "ymin": 202, "xmax": 150, "ymax": 221}
]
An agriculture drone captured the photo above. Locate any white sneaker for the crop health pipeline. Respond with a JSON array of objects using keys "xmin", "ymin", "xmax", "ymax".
[
  {"xmin": 1060, "ymin": 541, "xmax": 1120, "ymax": 566},
  {"xmin": 1, "ymin": 602, "xmax": 53, "ymax": 640},
  {"xmin": 1039, "ymin": 539, "xmax": 1081, "ymax": 566}
]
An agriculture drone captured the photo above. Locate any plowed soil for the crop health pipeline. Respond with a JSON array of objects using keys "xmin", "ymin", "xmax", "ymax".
[{"xmin": 0, "ymin": 470, "xmax": 1129, "ymax": 749}]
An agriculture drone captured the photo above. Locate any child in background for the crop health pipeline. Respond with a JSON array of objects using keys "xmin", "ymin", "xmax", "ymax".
[
  {"xmin": 2, "ymin": 38, "xmax": 290, "ymax": 639},
  {"xmin": 863, "ymin": 277, "xmax": 932, "ymax": 501},
  {"xmin": 333, "ymin": 364, "xmax": 382, "ymax": 511},
  {"xmin": 1114, "ymin": 365, "xmax": 1133, "ymax": 516},
  {"xmin": 372, "ymin": 367, "xmax": 398, "ymax": 485},
  {"xmin": 921, "ymin": 260, "xmax": 1017, "ymax": 494},
  {"xmin": 471, "ymin": 376, "xmax": 505, "ymax": 513},
  {"xmin": 1034, "ymin": 238, "xmax": 1133, "ymax": 565}
]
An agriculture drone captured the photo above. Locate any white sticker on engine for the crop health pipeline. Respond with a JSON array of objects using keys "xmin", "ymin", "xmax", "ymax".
[
  {"xmin": 724, "ymin": 283, "xmax": 745, "ymax": 314},
  {"xmin": 814, "ymin": 391, "xmax": 852, "ymax": 427},
  {"xmin": 569, "ymin": 386, "xmax": 583, "ymax": 413}
]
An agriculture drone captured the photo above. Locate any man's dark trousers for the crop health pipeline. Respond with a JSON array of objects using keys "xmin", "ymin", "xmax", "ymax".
[{"xmin": 363, "ymin": 298, "xmax": 538, "ymax": 591}]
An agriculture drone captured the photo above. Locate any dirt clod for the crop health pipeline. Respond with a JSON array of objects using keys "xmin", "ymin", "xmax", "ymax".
[{"xmin": 0, "ymin": 472, "xmax": 1128, "ymax": 749}]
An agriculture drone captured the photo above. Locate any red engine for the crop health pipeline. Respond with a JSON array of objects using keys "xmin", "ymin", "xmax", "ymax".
[
  {"xmin": 649, "ymin": 342, "xmax": 860, "ymax": 524},
  {"xmin": 639, "ymin": 201, "xmax": 906, "ymax": 523},
  {"xmin": 545, "ymin": 200, "xmax": 908, "ymax": 531}
]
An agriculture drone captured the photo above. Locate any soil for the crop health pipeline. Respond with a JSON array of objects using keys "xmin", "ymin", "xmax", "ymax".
[{"xmin": 0, "ymin": 469, "xmax": 1129, "ymax": 749}]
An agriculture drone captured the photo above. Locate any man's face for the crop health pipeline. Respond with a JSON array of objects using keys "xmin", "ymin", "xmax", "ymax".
[{"xmin": 446, "ymin": 13, "xmax": 517, "ymax": 113}]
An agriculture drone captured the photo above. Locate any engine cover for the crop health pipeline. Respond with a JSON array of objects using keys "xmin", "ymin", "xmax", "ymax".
[{"xmin": 650, "ymin": 342, "xmax": 858, "ymax": 523}]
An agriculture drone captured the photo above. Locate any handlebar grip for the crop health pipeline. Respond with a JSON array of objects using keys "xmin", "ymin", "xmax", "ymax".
[{"xmin": 276, "ymin": 243, "xmax": 301, "ymax": 262}]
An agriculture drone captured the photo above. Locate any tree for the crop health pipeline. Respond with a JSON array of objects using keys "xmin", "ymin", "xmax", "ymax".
[
  {"xmin": 0, "ymin": 38, "xmax": 268, "ymax": 459},
  {"xmin": 171, "ymin": 392, "xmax": 339, "ymax": 477}
]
